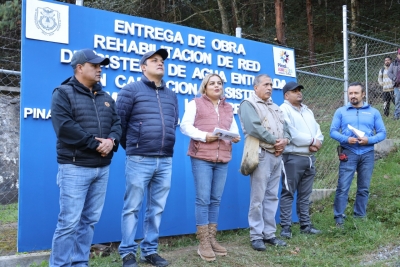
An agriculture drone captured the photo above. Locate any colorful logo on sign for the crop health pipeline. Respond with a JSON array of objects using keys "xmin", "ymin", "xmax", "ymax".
[{"xmin": 273, "ymin": 47, "xmax": 296, "ymax": 78}]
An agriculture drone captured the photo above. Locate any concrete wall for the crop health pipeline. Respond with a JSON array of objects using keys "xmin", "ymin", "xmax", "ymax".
[{"xmin": 0, "ymin": 88, "xmax": 20, "ymax": 204}]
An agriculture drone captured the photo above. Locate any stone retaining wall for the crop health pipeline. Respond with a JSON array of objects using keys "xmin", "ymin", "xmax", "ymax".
[{"xmin": 0, "ymin": 88, "xmax": 20, "ymax": 204}]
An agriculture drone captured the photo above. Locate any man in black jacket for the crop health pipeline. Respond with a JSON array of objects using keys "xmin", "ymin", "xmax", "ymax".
[
  {"xmin": 116, "ymin": 49, "xmax": 178, "ymax": 267},
  {"xmin": 49, "ymin": 49, "xmax": 121, "ymax": 267}
]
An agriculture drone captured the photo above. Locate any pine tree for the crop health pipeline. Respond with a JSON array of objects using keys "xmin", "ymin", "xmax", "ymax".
[{"xmin": 0, "ymin": 0, "xmax": 21, "ymax": 32}]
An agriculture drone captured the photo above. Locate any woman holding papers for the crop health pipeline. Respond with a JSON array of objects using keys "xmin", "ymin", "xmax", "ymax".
[{"xmin": 180, "ymin": 73, "xmax": 240, "ymax": 261}]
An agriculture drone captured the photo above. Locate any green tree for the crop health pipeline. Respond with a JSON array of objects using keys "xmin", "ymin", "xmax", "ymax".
[{"xmin": 0, "ymin": 0, "xmax": 21, "ymax": 32}]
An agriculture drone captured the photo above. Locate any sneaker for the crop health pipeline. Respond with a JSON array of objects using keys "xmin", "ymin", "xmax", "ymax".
[
  {"xmin": 280, "ymin": 226, "xmax": 292, "ymax": 239},
  {"xmin": 263, "ymin": 237, "xmax": 287, "ymax": 247},
  {"xmin": 251, "ymin": 239, "xmax": 266, "ymax": 251},
  {"xmin": 300, "ymin": 225, "xmax": 321, "ymax": 234},
  {"xmin": 123, "ymin": 253, "xmax": 138, "ymax": 267},
  {"xmin": 140, "ymin": 253, "xmax": 169, "ymax": 267}
]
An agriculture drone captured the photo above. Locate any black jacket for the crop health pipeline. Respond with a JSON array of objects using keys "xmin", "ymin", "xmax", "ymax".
[
  {"xmin": 116, "ymin": 75, "xmax": 178, "ymax": 157},
  {"xmin": 51, "ymin": 76, "xmax": 122, "ymax": 167}
]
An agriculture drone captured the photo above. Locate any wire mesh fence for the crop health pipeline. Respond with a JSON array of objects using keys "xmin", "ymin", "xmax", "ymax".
[
  {"xmin": 296, "ymin": 71, "xmax": 344, "ymax": 189},
  {"xmin": 296, "ymin": 31, "xmax": 400, "ymax": 189},
  {"xmin": 347, "ymin": 33, "xmax": 400, "ymax": 140}
]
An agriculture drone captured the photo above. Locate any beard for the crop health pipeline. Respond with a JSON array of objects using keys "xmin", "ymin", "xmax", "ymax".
[{"xmin": 350, "ymin": 98, "xmax": 361, "ymax": 105}]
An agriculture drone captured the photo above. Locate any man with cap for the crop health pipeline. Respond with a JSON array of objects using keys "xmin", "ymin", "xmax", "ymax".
[
  {"xmin": 387, "ymin": 49, "xmax": 400, "ymax": 119},
  {"xmin": 50, "ymin": 49, "xmax": 122, "ymax": 267},
  {"xmin": 278, "ymin": 81, "xmax": 323, "ymax": 239},
  {"xmin": 116, "ymin": 49, "xmax": 178, "ymax": 267},
  {"xmin": 238, "ymin": 74, "xmax": 291, "ymax": 251}
]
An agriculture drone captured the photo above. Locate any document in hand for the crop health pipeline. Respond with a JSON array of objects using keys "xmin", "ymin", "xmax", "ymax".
[
  {"xmin": 347, "ymin": 124, "xmax": 365, "ymax": 138},
  {"xmin": 212, "ymin": 128, "xmax": 240, "ymax": 141}
]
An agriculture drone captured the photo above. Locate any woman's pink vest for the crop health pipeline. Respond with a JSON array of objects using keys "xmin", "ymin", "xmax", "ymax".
[{"xmin": 187, "ymin": 95, "xmax": 233, "ymax": 163}]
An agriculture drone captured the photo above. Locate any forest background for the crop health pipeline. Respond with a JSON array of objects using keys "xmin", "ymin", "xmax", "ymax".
[{"xmin": 1, "ymin": 0, "xmax": 400, "ymax": 71}]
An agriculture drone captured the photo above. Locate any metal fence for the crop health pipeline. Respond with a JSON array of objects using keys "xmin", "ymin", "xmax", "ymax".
[{"xmin": 295, "ymin": 23, "xmax": 400, "ymax": 190}]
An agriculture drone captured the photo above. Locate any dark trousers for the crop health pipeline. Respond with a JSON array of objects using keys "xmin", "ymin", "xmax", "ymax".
[
  {"xmin": 383, "ymin": 91, "xmax": 395, "ymax": 117},
  {"xmin": 280, "ymin": 154, "xmax": 316, "ymax": 227}
]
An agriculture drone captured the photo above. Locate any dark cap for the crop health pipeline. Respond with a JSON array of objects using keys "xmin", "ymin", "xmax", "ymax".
[
  {"xmin": 70, "ymin": 49, "xmax": 110, "ymax": 69},
  {"xmin": 283, "ymin": 81, "xmax": 304, "ymax": 94},
  {"xmin": 139, "ymin": 49, "xmax": 169, "ymax": 65}
]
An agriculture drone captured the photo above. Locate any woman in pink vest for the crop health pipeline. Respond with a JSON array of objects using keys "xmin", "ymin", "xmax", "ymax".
[{"xmin": 180, "ymin": 73, "xmax": 241, "ymax": 261}]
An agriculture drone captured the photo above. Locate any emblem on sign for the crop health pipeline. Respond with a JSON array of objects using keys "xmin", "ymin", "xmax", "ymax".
[{"xmin": 35, "ymin": 7, "xmax": 61, "ymax": 36}]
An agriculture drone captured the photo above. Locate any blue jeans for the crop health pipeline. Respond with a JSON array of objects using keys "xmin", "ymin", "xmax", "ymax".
[
  {"xmin": 394, "ymin": 87, "xmax": 400, "ymax": 118},
  {"xmin": 191, "ymin": 157, "xmax": 228, "ymax": 226},
  {"xmin": 119, "ymin": 156, "xmax": 172, "ymax": 258},
  {"xmin": 333, "ymin": 149, "xmax": 374, "ymax": 223},
  {"xmin": 50, "ymin": 164, "xmax": 109, "ymax": 267}
]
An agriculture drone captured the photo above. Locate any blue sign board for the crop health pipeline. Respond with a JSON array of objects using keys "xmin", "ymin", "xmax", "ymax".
[{"xmin": 19, "ymin": 0, "xmax": 298, "ymax": 252}]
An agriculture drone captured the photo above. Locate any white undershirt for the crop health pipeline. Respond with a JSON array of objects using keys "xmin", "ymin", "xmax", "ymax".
[{"xmin": 180, "ymin": 100, "xmax": 239, "ymax": 142}]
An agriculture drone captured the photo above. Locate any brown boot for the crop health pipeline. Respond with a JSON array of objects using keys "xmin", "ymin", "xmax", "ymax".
[
  {"xmin": 196, "ymin": 225, "xmax": 216, "ymax": 261},
  {"xmin": 208, "ymin": 224, "xmax": 227, "ymax": 256}
]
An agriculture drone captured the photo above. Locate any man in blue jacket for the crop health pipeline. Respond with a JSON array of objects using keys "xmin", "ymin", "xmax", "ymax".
[
  {"xmin": 330, "ymin": 82, "xmax": 386, "ymax": 228},
  {"xmin": 50, "ymin": 49, "xmax": 121, "ymax": 267},
  {"xmin": 116, "ymin": 49, "xmax": 178, "ymax": 267}
]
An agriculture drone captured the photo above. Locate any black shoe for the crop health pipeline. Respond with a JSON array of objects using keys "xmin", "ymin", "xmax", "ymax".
[
  {"xmin": 280, "ymin": 226, "xmax": 292, "ymax": 239},
  {"xmin": 300, "ymin": 225, "xmax": 321, "ymax": 234},
  {"xmin": 263, "ymin": 237, "xmax": 287, "ymax": 247},
  {"xmin": 251, "ymin": 239, "xmax": 266, "ymax": 251},
  {"xmin": 140, "ymin": 253, "xmax": 169, "ymax": 267},
  {"xmin": 123, "ymin": 253, "xmax": 138, "ymax": 267}
]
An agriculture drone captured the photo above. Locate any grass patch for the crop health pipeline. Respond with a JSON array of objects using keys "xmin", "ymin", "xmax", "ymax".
[
  {"xmin": 0, "ymin": 202, "xmax": 18, "ymax": 255},
  {"xmin": 0, "ymin": 202, "xmax": 18, "ymax": 224},
  {"xmin": 30, "ymin": 150, "xmax": 400, "ymax": 266}
]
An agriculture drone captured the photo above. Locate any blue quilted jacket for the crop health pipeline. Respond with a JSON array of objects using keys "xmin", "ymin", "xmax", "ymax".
[{"xmin": 116, "ymin": 75, "xmax": 179, "ymax": 157}]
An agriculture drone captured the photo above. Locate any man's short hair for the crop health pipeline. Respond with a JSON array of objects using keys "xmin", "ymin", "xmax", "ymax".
[
  {"xmin": 384, "ymin": 55, "xmax": 392, "ymax": 60},
  {"xmin": 348, "ymin": 82, "xmax": 365, "ymax": 93},
  {"xmin": 253, "ymin": 74, "xmax": 271, "ymax": 87}
]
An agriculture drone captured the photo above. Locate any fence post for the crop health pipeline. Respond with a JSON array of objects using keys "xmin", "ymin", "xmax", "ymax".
[
  {"xmin": 365, "ymin": 43, "xmax": 368, "ymax": 103},
  {"xmin": 343, "ymin": 5, "xmax": 349, "ymax": 105}
]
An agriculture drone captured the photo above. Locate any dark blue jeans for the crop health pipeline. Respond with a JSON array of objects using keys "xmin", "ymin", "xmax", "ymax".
[
  {"xmin": 119, "ymin": 156, "xmax": 172, "ymax": 258},
  {"xmin": 50, "ymin": 164, "xmax": 109, "ymax": 267},
  {"xmin": 333, "ymin": 149, "xmax": 375, "ymax": 223},
  {"xmin": 190, "ymin": 157, "xmax": 228, "ymax": 226}
]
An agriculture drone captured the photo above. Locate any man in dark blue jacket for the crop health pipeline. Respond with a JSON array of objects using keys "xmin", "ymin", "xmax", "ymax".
[
  {"xmin": 50, "ymin": 49, "xmax": 121, "ymax": 267},
  {"xmin": 116, "ymin": 49, "xmax": 178, "ymax": 267},
  {"xmin": 330, "ymin": 82, "xmax": 386, "ymax": 228}
]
